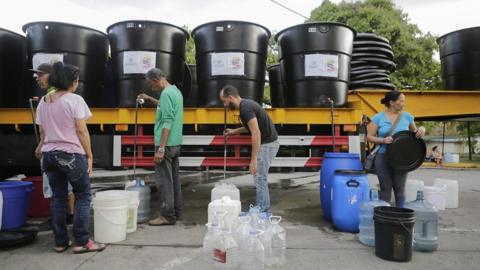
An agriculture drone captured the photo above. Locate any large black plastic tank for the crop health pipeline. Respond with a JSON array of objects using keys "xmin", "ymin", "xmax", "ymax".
[
  {"xmin": 275, "ymin": 22, "xmax": 355, "ymax": 107},
  {"xmin": 192, "ymin": 21, "xmax": 271, "ymax": 107},
  {"xmin": 23, "ymin": 22, "xmax": 108, "ymax": 107},
  {"xmin": 267, "ymin": 64, "xmax": 285, "ymax": 107},
  {"xmin": 438, "ymin": 27, "xmax": 480, "ymax": 90},
  {"xmin": 0, "ymin": 28, "xmax": 27, "ymax": 108},
  {"xmin": 183, "ymin": 64, "xmax": 199, "ymax": 107},
  {"xmin": 107, "ymin": 21, "xmax": 188, "ymax": 107}
]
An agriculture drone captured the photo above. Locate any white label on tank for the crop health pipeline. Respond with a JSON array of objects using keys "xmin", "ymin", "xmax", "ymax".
[
  {"xmin": 308, "ymin": 27, "xmax": 317, "ymax": 33},
  {"xmin": 304, "ymin": 54, "xmax": 339, "ymax": 78},
  {"xmin": 211, "ymin": 52, "xmax": 245, "ymax": 76},
  {"xmin": 216, "ymin": 26, "xmax": 224, "ymax": 32},
  {"xmin": 32, "ymin": 53, "xmax": 64, "ymax": 72},
  {"xmin": 123, "ymin": 51, "xmax": 156, "ymax": 74}
]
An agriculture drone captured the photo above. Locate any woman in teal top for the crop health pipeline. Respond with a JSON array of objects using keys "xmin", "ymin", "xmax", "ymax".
[{"xmin": 367, "ymin": 91, "xmax": 425, "ymax": 207}]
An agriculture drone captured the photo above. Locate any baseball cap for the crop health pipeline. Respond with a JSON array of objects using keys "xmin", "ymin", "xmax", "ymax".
[{"xmin": 29, "ymin": 63, "xmax": 53, "ymax": 74}]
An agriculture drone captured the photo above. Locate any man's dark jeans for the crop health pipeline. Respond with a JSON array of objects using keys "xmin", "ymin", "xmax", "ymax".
[{"xmin": 154, "ymin": 146, "xmax": 181, "ymax": 223}]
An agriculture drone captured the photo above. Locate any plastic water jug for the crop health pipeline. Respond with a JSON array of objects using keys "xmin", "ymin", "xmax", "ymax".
[
  {"xmin": 405, "ymin": 191, "xmax": 439, "ymax": 252},
  {"xmin": 405, "ymin": 179, "xmax": 424, "ymax": 202},
  {"xmin": 234, "ymin": 215, "xmax": 252, "ymax": 252},
  {"xmin": 332, "ymin": 170, "xmax": 370, "ymax": 232},
  {"xmin": 241, "ymin": 229, "xmax": 265, "ymax": 270},
  {"xmin": 203, "ymin": 211, "xmax": 225, "ymax": 262},
  {"xmin": 247, "ymin": 205, "xmax": 271, "ymax": 246},
  {"xmin": 126, "ymin": 190, "xmax": 140, "ymax": 233},
  {"xmin": 320, "ymin": 153, "xmax": 363, "ymax": 221},
  {"xmin": 126, "ymin": 178, "xmax": 151, "ymax": 223},
  {"xmin": 213, "ymin": 228, "xmax": 240, "ymax": 269},
  {"xmin": 434, "ymin": 179, "xmax": 459, "ymax": 208},
  {"xmin": 0, "ymin": 191, "xmax": 3, "ymax": 231},
  {"xmin": 208, "ymin": 196, "xmax": 241, "ymax": 230},
  {"xmin": 423, "ymin": 185, "xmax": 447, "ymax": 210},
  {"xmin": 358, "ymin": 189, "xmax": 390, "ymax": 246},
  {"xmin": 211, "ymin": 182, "xmax": 240, "ymax": 201},
  {"xmin": 265, "ymin": 216, "xmax": 286, "ymax": 267}
]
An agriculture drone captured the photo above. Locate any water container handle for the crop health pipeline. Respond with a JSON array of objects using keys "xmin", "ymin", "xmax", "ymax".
[
  {"xmin": 269, "ymin": 215, "xmax": 282, "ymax": 224},
  {"xmin": 347, "ymin": 179, "xmax": 360, "ymax": 188}
]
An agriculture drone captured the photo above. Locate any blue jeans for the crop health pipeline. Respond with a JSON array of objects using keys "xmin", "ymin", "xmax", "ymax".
[
  {"xmin": 255, "ymin": 140, "xmax": 280, "ymax": 212},
  {"xmin": 42, "ymin": 151, "xmax": 92, "ymax": 247}
]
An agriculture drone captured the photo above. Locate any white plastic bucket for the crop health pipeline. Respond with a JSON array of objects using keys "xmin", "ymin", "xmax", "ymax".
[
  {"xmin": 208, "ymin": 196, "xmax": 241, "ymax": 230},
  {"xmin": 405, "ymin": 179, "xmax": 424, "ymax": 202},
  {"xmin": 93, "ymin": 190, "xmax": 129, "ymax": 243},
  {"xmin": 434, "ymin": 179, "xmax": 459, "ymax": 208},
  {"xmin": 126, "ymin": 190, "xmax": 140, "ymax": 233},
  {"xmin": 423, "ymin": 185, "xmax": 447, "ymax": 210}
]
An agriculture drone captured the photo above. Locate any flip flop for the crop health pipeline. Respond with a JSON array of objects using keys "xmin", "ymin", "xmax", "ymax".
[
  {"xmin": 73, "ymin": 239, "xmax": 106, "ymax": 254},
  {"xmin": 54, "ymin": 241, "xmax": 72, "ymax": 253}
]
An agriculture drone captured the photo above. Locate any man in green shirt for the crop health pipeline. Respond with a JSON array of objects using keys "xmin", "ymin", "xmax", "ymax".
[{"xmin": 138, "ymin": 68, "xmax": 183, "ymax": 226}]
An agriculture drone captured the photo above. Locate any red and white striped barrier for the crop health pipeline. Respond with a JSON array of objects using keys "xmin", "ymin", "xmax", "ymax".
[{"xmin": 114, "ymin": 135, "xmax": 360, "ymax": 168}]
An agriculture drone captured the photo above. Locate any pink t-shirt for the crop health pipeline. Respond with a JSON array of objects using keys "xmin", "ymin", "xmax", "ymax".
[{"xmin": 36, "ymin": 93, "xmax": 92, "ymax": 154}]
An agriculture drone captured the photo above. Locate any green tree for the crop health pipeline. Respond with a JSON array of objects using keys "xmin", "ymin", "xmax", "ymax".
[
  {"xmin": 183, "ymin": 25, "xmax": 196, "ymax": 64},
  {"xmin": 309, "ymin": 0, "xmax": 442, "ymax": 90}
]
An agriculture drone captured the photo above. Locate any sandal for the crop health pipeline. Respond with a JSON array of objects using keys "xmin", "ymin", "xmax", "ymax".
[
  {"xmin": 54, "ymin": 241, "xmax": 72, "ymax": 253},
  {"xmin": 73, "ymin": 239, "xmax": 106, "ymax": 254}
]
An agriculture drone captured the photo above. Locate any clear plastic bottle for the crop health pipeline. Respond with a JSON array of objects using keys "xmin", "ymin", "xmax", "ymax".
[
  {"xmin": 203, "ymin": 211, "xmax": 225, "ymax": 262},
  {"xmin": 358, "ymin": 189, "xmax": 390, "ymax": 246},
  {"xmin": 241, "ymin": 229, "xmax": 265, "ymax": 270},
  {"xmin": 405, "ymin": 190, "xmax": 439, "ymax": 252},
  {"xmin": 234, "ymin": 215, "xmax": 252, "ymax": 250},
  {"xmin": 212, "ymin": 228, "xmax": 240, "ymax": 270},
  {"xmin": 265, "ymin": 216, "xmax": 286, "ymax": 267}
]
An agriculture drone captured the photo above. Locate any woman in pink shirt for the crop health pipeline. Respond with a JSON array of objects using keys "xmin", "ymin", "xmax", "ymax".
[{"xmin": 35, "ymin": 62, "xmax": 105, "ymax": 253}]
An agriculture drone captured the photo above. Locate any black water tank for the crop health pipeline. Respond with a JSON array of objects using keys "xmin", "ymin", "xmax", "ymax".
[
  {"xmin": 183, "ymin": 64, "xmax": 199, "ymax": 107},
  {"xmin": 107, "ymin": 21, "xmax": 188, "ymax": 107},
  {"xmin": 0, "ymin": 28, "xmax": 27, "ymax": 108},
  {"xmin": 267, "ymin": 64, "xmax": 285, "ymax": 107},
  {"xmin": 438, "ymin": 27, "xmax": 480, "ymax": 90},
  {"xmin": 275, "ymin": 22, "xmax": 355, "ymax": 107},
  {"xmin": 23, "ymin": 22, "xmax": 108, "ymax": 107},
  {"xmin": 192, "ymin": 21, "xmax": 271, "ymax": 107}
]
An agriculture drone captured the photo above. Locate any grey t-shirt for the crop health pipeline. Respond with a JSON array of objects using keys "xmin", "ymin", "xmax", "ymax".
[{"xmin": 239, "ymin": 99, "xmax": 278, "ymax": 144}]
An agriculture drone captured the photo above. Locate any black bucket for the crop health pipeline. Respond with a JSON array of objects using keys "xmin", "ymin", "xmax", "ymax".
[
  {"xmin": 0, "ymin": 28, "xmax": 27, "ymax": 108},
  {"xmin": 107, "ymin": 21, "xmax": 188, "ymax": 107},
  {"xmin": 374, "ymin": 206, "xmax": 415, "ymax": 262},
  {"xmin": 192, "ymin": 21, "xmax": 270, "ymax": 107},
  {"xmin": 438, "ymin": 27, "xmax": 480, "ymax": 90},
  {"xmin": 23, "ymin": 22, "xmax": 109, "ymax": 107},
  {"xmin": 275, "ymin": 22, "xmax": 356, "ymax": 107},
  {"xmin": 267, "ymin": 64, "xmax": 285, "ymax": 107}
]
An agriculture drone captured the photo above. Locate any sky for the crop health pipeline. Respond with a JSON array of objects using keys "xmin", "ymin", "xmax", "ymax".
[{"xmin": 0, "ymin": 0, "xmax": 478, "ymax": 37}]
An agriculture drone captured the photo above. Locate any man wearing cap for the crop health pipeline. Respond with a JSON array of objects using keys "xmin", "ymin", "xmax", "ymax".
[
  {"xmin": 31, "ymin": 63, "xmax": 75, "ymax": 224},
  {"xmin": 30, "ymin": 63, "xmax": 56, "ymax": 96},
  {"xmin": 137, "ymin": 68, "xmax": 183, "ymax": 226}
]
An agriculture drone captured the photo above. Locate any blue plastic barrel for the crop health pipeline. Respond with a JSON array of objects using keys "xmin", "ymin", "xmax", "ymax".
[
  {"xmin": 0, "ymin": 181, "xmax": 32, "ymax": 230},
  {"xmin": 331, "ymin": 170, "xmax": 370, "ymax": 232},
  {"xmin": 320, "ymin": 152, "xmax": 362, "ymax": 220}
]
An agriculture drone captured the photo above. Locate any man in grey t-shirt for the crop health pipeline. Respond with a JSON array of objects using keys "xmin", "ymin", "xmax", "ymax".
[{"xmin": 219, "ymin": 85, "xmax": 279, "ymax": 212}]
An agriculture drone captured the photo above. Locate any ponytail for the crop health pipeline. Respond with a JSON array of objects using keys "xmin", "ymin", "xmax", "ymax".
[{"xmin": 48, "ymin": 62, "xmax": 80, "ymax": 90}]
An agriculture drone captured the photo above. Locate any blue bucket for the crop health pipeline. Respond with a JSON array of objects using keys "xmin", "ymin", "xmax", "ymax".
[
  {"xmin": 320, "ymin": 152, "xmax": 362, "ymax": 220},
  {"xmin": 0, "ymin": 181, "xmax": 33, "ymax": 230}
]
